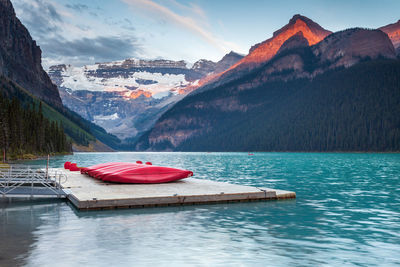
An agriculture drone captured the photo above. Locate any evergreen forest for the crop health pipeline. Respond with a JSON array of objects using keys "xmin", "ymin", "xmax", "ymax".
[
  {"xmin": 148, "ymin": 59, "xmax": 400, "ymax": 152},
  {"xmin": 0, "ymin": 94, "xmax": 71, "ymax": 160}
]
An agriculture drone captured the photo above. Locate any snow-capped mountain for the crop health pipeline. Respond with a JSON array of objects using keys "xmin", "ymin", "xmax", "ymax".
[
  {"xmin": 47, "ymin": 54, "xmax": 243, "ymax": 140},
  {"xmin": 50, "ymin": 59, "xmax": 200, "ymax": 97}
]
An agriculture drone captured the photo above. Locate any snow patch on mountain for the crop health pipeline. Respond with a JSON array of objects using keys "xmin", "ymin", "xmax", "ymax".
[
  {"xmin": 59, "ymin": 64, "xmax": 190, "ymax": 96},
  {"xmin": 94, "ymin": 113, "xmax": 119, "ymax": 121},
  {"xmin": 48, "ymin": 54, "xmax": 244, "ymax": 140}
]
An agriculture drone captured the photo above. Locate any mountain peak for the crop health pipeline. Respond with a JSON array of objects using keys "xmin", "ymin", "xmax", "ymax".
[
  {"xmin": 379, "ymin": 19, "xmax": 400, "ymax": 52},
  {"xmin": 288, "ymin": 14, "xmax": 312, "ymax": 25},
  {"xmin": 272, "ymin": 14, "xmax": 331, "ymax": 41},
  {"xmin": 190, "ymin": 15, "xmax": 332, "ymax": 92},
  {"xmin": 219, "ymin": 51, "xmax": 243, "ymax": 61},
  {"xmin": 234, "ymin": 15, "xmax": 331, "ymax": 67},
  {"xmin": 226, "ymin": 51, "xmax": 242, "ymax": 57},
  {"xmin": 214, "ymin": 51, "xmax": 244, "ymax": 73}
]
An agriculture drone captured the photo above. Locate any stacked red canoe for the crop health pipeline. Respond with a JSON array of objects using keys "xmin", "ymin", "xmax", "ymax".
[
  {"xmin": 64, "ymin": 161, "xmax": 81, "ymax": 171},
  {"xmin": 80, "ymin": 162, "xmax": 193, "ymax": 184}
]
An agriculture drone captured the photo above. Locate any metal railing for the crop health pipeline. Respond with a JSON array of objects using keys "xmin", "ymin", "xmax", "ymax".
[{"xmin": 0, "ymin": 165, "xmax": 67, "ymax": 197}]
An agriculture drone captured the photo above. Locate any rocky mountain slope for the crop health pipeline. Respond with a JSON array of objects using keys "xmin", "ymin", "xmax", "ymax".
[
  {"xmin": 135, "ymin": 24, "xmax": 398, "ymax": 151},
  {"xmin": 48, "ymin": 53, "xmax": 243, "ymax": 140},
  {"xmin": 0, "ymin": 0, "xmax": 62, "ymax": 107},
  {"xmin": 0, "ymin": 0, "xmax": 119, "ymax": 151},
  {"xmin": 236, "ymin": 14, "xmax": 332, "ymax": 68},
  {"xmin": 189, "ymin": 14, "xmax": 332, "ymax": 96},
  {"xmin": 380, "ymin": 19, "xmax": 400, "ymax": 55}
]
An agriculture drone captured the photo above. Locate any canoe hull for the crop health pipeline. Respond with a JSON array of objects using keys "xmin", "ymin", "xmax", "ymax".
[{"xmin": 80, "ymin": 162, "xmax": 193, "ymax": 184}]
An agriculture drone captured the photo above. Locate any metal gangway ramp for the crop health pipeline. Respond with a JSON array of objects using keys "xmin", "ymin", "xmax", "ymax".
[{"xmin": 0, "ymin": 164, "xmax": 67, "ymax": 198}]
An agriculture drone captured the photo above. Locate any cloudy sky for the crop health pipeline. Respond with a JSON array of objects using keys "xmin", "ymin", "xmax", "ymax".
[{"xmin": 11, "ymin": 0, "xmax": 400, "ymax": 69}]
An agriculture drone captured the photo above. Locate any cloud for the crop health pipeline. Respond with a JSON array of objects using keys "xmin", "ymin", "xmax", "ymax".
[
  {"xmin": 167, "ymin": 0, "xmax": 208, "ymax": 23},
  {"xmin": 12, "ymin": 0, "xmax": 142, "ymax": 67},
  {"xmin": 104, "ymin": 17, "xmax": 136, "ymax": 31},
  {"xmin": 41, "ymin": 35, "xmax": 141, "ymax": 65},
  {"xmin": 121, "ymin": 0, "xmax": 240, "ymax": 53},
  {"xmin": 65, "ymin": 3, "xmax": 89, "ymax": 13},
  {"xmin": 12, "ymin": 0, "xmax": 62, "ymax": 39}
]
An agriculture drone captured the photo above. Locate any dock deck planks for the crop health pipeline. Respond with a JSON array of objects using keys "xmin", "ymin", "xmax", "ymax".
[{"xmin": 60, "ymin": 169, "xmax": 296, "ymax": 210}]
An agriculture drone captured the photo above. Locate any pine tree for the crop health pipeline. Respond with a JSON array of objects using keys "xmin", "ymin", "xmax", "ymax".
[{"xmin": 0, "ymin": 92, "xmax": 71, "ymax": 159}]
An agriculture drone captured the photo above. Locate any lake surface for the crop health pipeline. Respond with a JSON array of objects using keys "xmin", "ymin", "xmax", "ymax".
[{"xmin": 1, "ymin": 152, "xmax": 400, "ymax": 266}]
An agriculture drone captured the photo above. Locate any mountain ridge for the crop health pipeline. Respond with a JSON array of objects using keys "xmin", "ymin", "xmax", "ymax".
[
  {"xmin": 0, "ymin": 0, "xmax": 118, "ymax": 152},
  {"xmin": 247, "ymin": 14, "xmax": 332, "ymax": 62},
  {"xmin": 187, "ymin": 14, "xmax": 332, "ymax": 96},
  {"xmin": 48, "ymin": 52, "xmax": 244, "ymax": 140},
  {"xmin": 134, "ymin": 26, "xmax": 398, "ymax": 151},
  {"xmin": 0, "ymin": 0, "xmax": 62, "ymax": 107},
  {"xmin": 380, "ymin": 19, "xmax": 400, "ymax": 55}
]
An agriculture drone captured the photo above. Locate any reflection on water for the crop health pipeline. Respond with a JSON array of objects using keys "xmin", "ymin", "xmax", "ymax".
[
  {"xmin": 0, "ymin": 200, "xmax": 65, "ymax": 267},
  {"xmin": 1, "ymin": 152, "xmax": 400, "ymax": 266}
]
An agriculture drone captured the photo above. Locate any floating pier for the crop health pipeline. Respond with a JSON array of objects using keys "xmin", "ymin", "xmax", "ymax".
[
  {"xmin": 1, "ymin": 166, "xmax": 66, "ymax": 198},
  {"xmin": 60, "ymin": 169, "xmax": 296, "ymax": 210}
]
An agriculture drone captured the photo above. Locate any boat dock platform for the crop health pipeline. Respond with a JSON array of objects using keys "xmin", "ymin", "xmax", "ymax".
[
  {"xmin": 1, "ymin": 165, "xmax": 67, "ymax": 198},
  {"xmin": 60, "ymin": 169, "xmax": 296, "ymax": 210}
]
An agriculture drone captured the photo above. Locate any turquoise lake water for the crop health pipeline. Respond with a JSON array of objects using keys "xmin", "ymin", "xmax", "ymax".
[{"xmin": 1, "ymin": 152, "xmax": 400, "ymax": 266}]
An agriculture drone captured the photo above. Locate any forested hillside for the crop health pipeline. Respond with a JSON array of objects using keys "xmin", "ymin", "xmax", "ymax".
[
  {"xmin": 0, "ymin": 75, "xmax": 116, "ymax": 158},
  {"xmin": 0, "ymin": 94, "xmax": 70, "ymax": 159},
  {"xmin": 0, "ymin": 0, "xmax": 121, "ymax": 154},
  {"xmin": 138, "ymin": 59, "xmax": 400, "ymax": 152}
]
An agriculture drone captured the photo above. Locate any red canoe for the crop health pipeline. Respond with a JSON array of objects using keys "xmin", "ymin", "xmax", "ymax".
[
  {"xmin": 81, "ymin": 162, "xmax": 127, "ymax": 178},
  {"xmin": 89, "ymin": 164, "xmax": 134, "ymax": 179},
  {"xmin": 80, "ymin": 162, "xmax": 193, "ymax": 183},
  {"xmin": 93, "ymin": 164, "xmax": 143, "ymax": 180},
  {"xmin": 64, "ymin": 161, "xmax": 71, "ymax": 169},
  {"xmin": 69, "ymin": 163, "xmax": 81, "ymax": 171},
  {"xmin": 81, "ymin": 162, "xmax": 117, "ymax": 174}
]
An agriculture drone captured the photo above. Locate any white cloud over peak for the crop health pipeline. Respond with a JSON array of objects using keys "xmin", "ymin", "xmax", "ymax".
[{"xmin": 121, "ymin": 0, "xmax": 241, "ymax": 54}]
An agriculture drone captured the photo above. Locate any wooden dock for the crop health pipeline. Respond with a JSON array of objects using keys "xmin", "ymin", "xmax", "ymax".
[{"xmin": 59, "ymin": 169, "xmax": 296, "ymax": 210}]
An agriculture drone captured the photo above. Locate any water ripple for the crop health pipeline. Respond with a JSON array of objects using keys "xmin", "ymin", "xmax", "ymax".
[{"xmin": 1, "ymin": 152, "xmax": 399, "ymax": 266}]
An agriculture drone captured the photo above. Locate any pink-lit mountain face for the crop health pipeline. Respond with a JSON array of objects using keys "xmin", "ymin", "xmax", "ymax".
[
  {"xmin": 135, "ymin": 25, "xmax": 397, "ymax": 151},
  {"xmin": 380, "ymin": 20, "xmax": 400, "ymax": 55},
  {"xmin": 192, "ymin": 14, "xmax": 332, "ymax": 92},
  {"xmin": 237, "ymin": 14, "xmax": 332, "ymax": 67}
]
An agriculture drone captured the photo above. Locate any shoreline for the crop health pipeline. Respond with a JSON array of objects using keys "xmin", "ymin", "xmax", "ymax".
[
  {"xmin": 72, "ymin": 151, "xmax": 400, "ymax": 154},
  {"xmin": 5, "ymin": 152, "xmax": 72, "ymax": 163}
]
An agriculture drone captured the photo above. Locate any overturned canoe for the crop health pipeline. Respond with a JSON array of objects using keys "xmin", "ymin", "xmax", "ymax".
[{"xmin": 80, "ymin": 162, "xmax": 193, "ymax": 183}]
